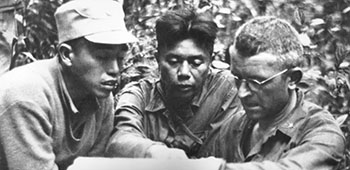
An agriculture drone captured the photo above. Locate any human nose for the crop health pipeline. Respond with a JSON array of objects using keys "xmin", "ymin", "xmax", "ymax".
[
  {"xmin": 106, "ymin": 59, "xmax": 120, "ymax": 78},
  {"xmin": 238, "ymin": 81, "xmax": 252, "ymax": 99},
  {"xmin": 178, "ymin": 61, "xmax": 191, "ymax": 80}
]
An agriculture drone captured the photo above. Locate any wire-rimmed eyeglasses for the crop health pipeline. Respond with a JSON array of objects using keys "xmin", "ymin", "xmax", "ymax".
[{"xmin": 232, "ymin": 69, "xmax": 289, "ymax": 91}]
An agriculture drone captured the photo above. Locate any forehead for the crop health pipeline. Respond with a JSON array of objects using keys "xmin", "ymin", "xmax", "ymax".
[
  {"xmin": 229, "ymin": 46, "xmax": 279, "ymax": 74},
  {"xmin": 159, "ymin": 38, "xmax": 210, "ymax": 58},
  {"xmin": 87, "ymin": 41, "xmax": 128, "ymax": 51}
]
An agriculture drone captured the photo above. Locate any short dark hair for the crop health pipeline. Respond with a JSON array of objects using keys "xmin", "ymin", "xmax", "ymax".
[
  {"xmin": 155, "ymin": 8, "xmax": 218, "ymax": 56},
  {"xmin": 232, "ymin": 16, "xmax": 303, "ymax": 69}
]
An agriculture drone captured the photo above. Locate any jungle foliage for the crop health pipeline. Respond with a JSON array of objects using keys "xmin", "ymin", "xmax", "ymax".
[{"xmin": 10, "ymin": 0, "xmax": 350, "ymax": 169}]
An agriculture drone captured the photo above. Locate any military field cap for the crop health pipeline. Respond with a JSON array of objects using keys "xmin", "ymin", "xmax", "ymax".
[{"xmin": 54, "ymin": 0, "xmax": 137, "ymax": 44}]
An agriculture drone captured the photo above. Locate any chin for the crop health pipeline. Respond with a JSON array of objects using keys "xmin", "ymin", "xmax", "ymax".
[
  {"xmin": 93, "ymin": 90, "xmax": 112, "ymax": 99},
  {"xmin": 170, "ymin": 95, "xmax": 193, "ymax": 105},
  {"xmin": 245, "ymin": 111, "xmax": 263, "ymax": 120}
]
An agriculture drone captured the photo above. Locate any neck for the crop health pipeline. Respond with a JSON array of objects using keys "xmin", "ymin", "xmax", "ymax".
[
  {"xmin": 61, "ymin": 67, "xmax": 90, "ymax": 104},
  {"xmin": 164, "ymin": 94, "xmax": 193, "ymax": 120},
  {"xmin": 258, "ymin": 90, "xmax": 297, "ymax": 131},
  {"xmin": 161, "ymin": 84, "xmax": 194, "ymax": 107},
  {"xmin": 169, "ymin": 102, "xmax": 193, "ymax": 120}
]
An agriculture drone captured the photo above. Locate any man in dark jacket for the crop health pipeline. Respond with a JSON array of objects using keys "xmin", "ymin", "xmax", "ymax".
[{"xmin": 106, "ymin": 8, "xmax": 242, "ymax": 159}]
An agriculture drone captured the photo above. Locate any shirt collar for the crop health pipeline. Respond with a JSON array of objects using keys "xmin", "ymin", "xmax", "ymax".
[
  {"xmin": 274, "ymin": 90, "xmax": 307, "ymax": 137},
  {"xmin": 144, "ymin": 80, "xmax": 166, "ymax": 112},
  {"xmin": 192, "ymin": 69, "xmax": 214, "ymax": 107},
  {"xmin": 243, "ymin": 90, "xmax": 306, "ymax": 138}
]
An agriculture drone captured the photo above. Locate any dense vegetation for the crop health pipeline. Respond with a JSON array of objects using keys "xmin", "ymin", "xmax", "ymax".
[{"xmin": 9, "ymin": 0, "xmax": 350, "ymax": 169}]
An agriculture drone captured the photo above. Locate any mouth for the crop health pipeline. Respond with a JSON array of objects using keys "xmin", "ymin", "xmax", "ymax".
[
  {"xmin": 242, "ymin": 102, "xmax": 261, "ymax": 111},
  {"xmin": 101, "ymin": 80, "xmax": 118, "ymax": 90},
  {"xmin": 175, "ymin": 84, "xmax": 193, "ymax": 92}
]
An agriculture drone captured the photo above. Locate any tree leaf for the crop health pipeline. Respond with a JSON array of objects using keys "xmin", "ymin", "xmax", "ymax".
[
  {"xmin": 294, "ymin": 7, "xmax": 305, "ymax": 26},
  {"xmin": 336, "ymin": 114, "xmax": 348, "ymax": 126},
  {"xmin": 310, "ymin": 18, "xmax": 325, "ymax": 27}
]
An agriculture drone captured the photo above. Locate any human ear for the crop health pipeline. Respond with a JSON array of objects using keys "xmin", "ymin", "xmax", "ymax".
[
  {"xmin": 287, "ymin": 67, "xmax": 303, "ymax": 90},
  {"xmin": 58, "ymin": 43, "xmax": 73, "ymax": 67}
]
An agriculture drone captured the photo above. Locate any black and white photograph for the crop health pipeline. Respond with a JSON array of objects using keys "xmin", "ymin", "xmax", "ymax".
[{"xmin": 0, "ymin": 0, "xmax": 348, "ymax": 170}]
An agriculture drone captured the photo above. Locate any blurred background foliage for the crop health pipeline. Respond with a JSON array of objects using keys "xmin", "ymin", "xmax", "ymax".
[{"xmin": 7, "ymin": 0, "xmax": 350, "ymax": 169}]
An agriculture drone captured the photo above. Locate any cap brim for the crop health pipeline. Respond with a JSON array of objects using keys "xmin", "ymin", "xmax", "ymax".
[{"xmin": 84, "ymin": 30, "xmax": 137, "ymax": 44}]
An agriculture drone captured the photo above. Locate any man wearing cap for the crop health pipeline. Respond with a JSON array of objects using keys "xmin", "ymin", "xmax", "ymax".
[{"xmin": 0, "ymin": 0, "xmax": 136, "ymax": 170}]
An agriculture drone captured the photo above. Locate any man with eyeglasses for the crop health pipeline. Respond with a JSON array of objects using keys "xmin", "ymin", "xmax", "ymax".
[{"xmin": 201, "ymin": 16, "xmax": 345, "ymax": 170}]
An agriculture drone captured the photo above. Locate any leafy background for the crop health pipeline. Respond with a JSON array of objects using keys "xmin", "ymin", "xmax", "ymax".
[{"xmin": 8, "ymin": 0, "xmax": 350, "ymax": 169}]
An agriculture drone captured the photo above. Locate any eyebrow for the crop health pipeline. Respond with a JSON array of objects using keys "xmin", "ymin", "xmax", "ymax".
[
  {"xmin": 231, "ymin": 70, "xmax": 266, "ymax": 80},
  {"xmin": 168, "ymin": 53, "xmax": 205, "ymax": 58},
  {"xmin": 189, "ymin": 55, "xmax": 205, "ymax": 58}
]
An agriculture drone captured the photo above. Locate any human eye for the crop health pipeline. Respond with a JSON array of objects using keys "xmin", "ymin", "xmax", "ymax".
[
  {"xmin": 246, "ymin": 78, "xmax": 262, "ymax": 89},
  {"xmin": 189, "ymin": 58, "xmax": 204, "ymax": 67},
  {"xmin": 167, "ymin": 56, "xmax": 180, "ymax": 65}
]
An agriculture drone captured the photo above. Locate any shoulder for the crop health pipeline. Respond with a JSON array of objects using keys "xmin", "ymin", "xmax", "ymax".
[
  {"xmin": 208, "ymin": 68, "xmax": 235, "ymax": 83},
  {"xmin": 295, "ymin": 99, "xmax": 346, "ymax": 156},
  {"xmin": 0, "ymin": 59, "xmax": 59, "ymax": 111},
  {"xmin": 0, "ymin": 58, "xmax": 57, "ymax": 86},
  {"xmin": 289, "ymin": 91, "xmax": 337, "ymax": 125},
  {"xmin": 204, "ymin": 69, "xmax": 239, "ymax": 103},
  {"xmin": 115, "ymin": 78, "xmax": 159, "ymax": 107},
  {"xmin": 300, "ymin": 100, "xmax": 339, "ymax": 127},
  {"xmin": 294, "ymin": 98, "xmax": 345, "ymax": 146},
  {"xmin": 220, "ymin": 111, "xmax": 246, "ymax": 132},
  {"xmin": 0, "ymin": 60, "xmax": 56, "ymax": 97},
  {"xmin": 204, "ymin": 68, "xmax": 236, "ymax": 91},
  {"xmin": 121, "ymin": 78, "xmax": 157, "ymax": 92}
]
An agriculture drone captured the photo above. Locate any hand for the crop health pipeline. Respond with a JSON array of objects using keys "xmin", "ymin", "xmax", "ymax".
[{"xmin": 145, "ymin": 145, "xmax": 188, "ymax": 159}]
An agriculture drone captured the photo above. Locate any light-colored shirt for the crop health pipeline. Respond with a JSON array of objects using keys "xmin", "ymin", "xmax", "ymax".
[{"xmin": 0, "ymin": 57, "xmax": 114, "ymax": 170}]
